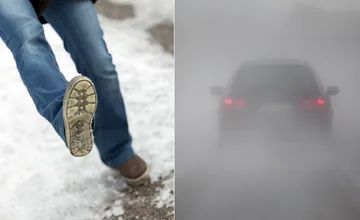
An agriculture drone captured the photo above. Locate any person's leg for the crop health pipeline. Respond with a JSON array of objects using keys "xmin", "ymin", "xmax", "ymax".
[
  {"xmin": 42, "ymin": 0, "xmax": 141, "ymax": 170},
  {"xmin": 0, "ymin": 0, "xmax": 97, "ymax": 157},
  {"xmin": 0, "ymin": 0, "xmax": 67, "ymax": 141}
]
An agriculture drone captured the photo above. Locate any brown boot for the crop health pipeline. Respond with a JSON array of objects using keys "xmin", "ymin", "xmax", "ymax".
[{"xmin": 118, "ymin": 155, "xmax": 150, "ymax": 186}]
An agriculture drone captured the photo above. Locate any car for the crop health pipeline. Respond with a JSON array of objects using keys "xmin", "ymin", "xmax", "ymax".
[{"xmin": 210, "ymin": 59, "xmax": 339, "ymax": 146}]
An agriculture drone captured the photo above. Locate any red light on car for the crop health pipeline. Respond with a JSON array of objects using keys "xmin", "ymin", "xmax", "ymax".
[
  {"xmin": 224, "ymin": 99, "xmax": 246, "ymax": 108},
  {"xmin": 224, "ymin": 99, "xmax": 233, "ymax": 105},
  {"xmin": 302, "ymin": 98, "xmax": 325, "ymax": 108},
  {"xmin": 317, "ymin": 99, "xmax": 325, "ymax": 105}
]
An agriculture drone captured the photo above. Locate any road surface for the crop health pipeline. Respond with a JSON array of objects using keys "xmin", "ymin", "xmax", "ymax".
[{"xmin": 176, "ymin": 134, "xmax": 360, "ymax": 220}]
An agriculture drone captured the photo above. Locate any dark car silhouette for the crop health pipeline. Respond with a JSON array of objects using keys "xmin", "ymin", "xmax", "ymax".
[{"xmin": 210, "ymin": 59, "xmax": 339, "ymax": 146}]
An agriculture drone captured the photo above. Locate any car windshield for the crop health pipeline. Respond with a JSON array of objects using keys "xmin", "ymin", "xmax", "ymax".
[{"xmin": 230, "ymin": 64, "xmax": 317, "ymax": 93}]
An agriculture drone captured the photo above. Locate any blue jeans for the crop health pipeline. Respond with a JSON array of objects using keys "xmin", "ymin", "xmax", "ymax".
[{"xmin": 0, "ymin": 0, "xmax": 135, "ymax": 168}]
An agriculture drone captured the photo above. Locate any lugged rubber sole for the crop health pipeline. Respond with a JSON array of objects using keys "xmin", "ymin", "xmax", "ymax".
[{"xmin": 63, "ymin": 76, "xmax": 98, "ymax": 157}]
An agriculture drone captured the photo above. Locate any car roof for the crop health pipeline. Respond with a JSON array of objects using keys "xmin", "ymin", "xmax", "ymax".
[
  {"xmin": 226, "ymin": 59, "xmax": 321, "ymax": 92},
  {"xmin": 241, "ymin": 59, "xmax": 311, "ymax": 67}
]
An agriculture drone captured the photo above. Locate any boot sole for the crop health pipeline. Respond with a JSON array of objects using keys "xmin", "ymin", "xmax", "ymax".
[{"xmin": 63, "ymin": 76, "xmax": 98, "ymax": 157}]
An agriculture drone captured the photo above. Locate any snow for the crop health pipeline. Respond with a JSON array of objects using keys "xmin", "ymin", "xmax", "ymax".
[
  {"xmin": 112, "ymin": 205, "xmax": 125, "ymax": 216},
  {"xmin": 0, "ymin": 0, "xmax": 174, "ymax": 219}
]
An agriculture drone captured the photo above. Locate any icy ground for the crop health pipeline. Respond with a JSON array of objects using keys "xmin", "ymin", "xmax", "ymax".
[{"xmin": 0, "ymin": 4, "xmax": 173, "ymax": 220}]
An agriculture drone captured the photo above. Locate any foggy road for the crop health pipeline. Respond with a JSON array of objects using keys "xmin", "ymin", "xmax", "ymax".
[{"xmin": 176, "ymin": 137, "xmax": 360, "ymax": 220}]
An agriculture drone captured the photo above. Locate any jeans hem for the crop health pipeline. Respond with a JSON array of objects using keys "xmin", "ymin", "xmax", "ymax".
[{"xmin": 102, "ymin": 146, "xmax": 136, "ymax": 168}]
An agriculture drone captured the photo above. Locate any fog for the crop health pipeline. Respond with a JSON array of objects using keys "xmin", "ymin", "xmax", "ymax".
[{"xmin": 176, "ymin": 1, "xmax": 360, "ymax": 219}]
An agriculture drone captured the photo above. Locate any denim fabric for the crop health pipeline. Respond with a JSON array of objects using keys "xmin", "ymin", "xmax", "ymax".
[{"xmin": 0, "ymin": 0, "xmax": 135, "ymax": 168}]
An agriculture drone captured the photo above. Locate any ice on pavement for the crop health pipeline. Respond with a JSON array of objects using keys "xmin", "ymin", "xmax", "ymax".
[{"xmin": 0, "ymin": 1, "xmax": 173, "ymax": 219}]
